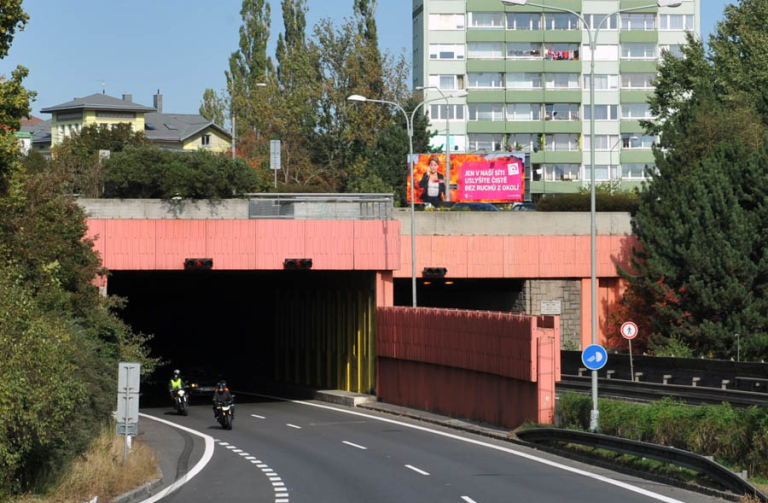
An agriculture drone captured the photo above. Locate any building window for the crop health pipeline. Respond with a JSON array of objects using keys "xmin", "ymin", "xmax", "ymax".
[
  {"xmin": 430, "ymin": 135, "xmax": 466, "ymax": 152},
  {"xmin": 580, "ymin": 44, "xmax": 618, "ymax": 61},
  {"xmin": 202, "ymin": 134, "xmax": 211, "ymax": 146},
  {"xmin": 468, "ymin": 12, "xmax": 505, "ymax": 29},
  {"xmin": 545, "ymin": 103, "xmax": 580, "ymax": 121},
  {"xmin": 584, "ymin": 165, "xmax": 618, "ymax": 182},
  {"xmin": 544, "ymin": 43, "xmax": 579, "ymax": 60},
  {"xmin": 507, "ymin": 13, "xmax": 541, "ymax": 30},
  {"xmin": 621, "ymin": 103, "xmax": 654, "ymax": 120},
  {"xmin": 429, "ymin": 104, "xmax": 464, "ymax": 121},
  {"xmin": 546, "ymin": 73, "xmax": 580, "ymax": 89},
  {"xmin": 622, "ymin": 133, "xmax": 655, "ymax": 149},
  {"xmin": 583, "ymin": 105, "xmax": 619, "ymax": 121},
  {"xmin": 507, "ymin": 42, "xmax": 543, "ymax": 59},
  {"xmin": 429, "ymin": 74, "xmax": 464, "ymax": 90},
  {"xmin": 622, "ymin": 163, "xmax": 654, "ymax": 179},
  {"xmin": 545, "ymin": 13, "xmax": 579, "ymax": 30},
  {"xmin": 661, "ymin": 44, "xmax": 685, "ymax": 58},
  {"xmin": 468, "ymin": 134, "xmax": 504, "ymax": 152},
  {"xmin": 507, "ymin": 103, "xmax": 542, "ymax": 121},
  {"xmin": 584, "ymin": 74, "xmax": 619, "ymax": 90},
  {"xmin": 545, "ymin": 134, "xmax": 580, "ymax": 152},
  {"xmin": 467, "ymin": 73, "xmax": 503, "ymax": 89},
  {"xmin": 586, "ymin": 14, "xmax": 618, "ymax": 30},
  {"xmin": 621, "ymin": 73, "xmax": 656, "ymax": 89},
  {"xmin": 468, "ymin": 103, "xmax": 505, "ymax": 121},
  {"xmin": 467, "ymin": 42, "xmax": 504, "ymax": 59},
  {"xmin": 429, "ymin": 44, "xmax": 465, "ymax": 60},
  {"xmin": 659, "ymin": 14, "xmax": 694, "ymax": 31},
  {"xmin": 621, "ymin": 13, "xmax": 656, "ymax": 31},
  {"xmin": 544, "ymin": 164, "xmax": 580, "ymax": 181},
  {"xmin": 621, "ymin": 43, "xmax": 657, "ymax": 60},
  {"xmin": 583, "ymin": 135, "xmax": 621, "ymax": 151},
  {"xmin": 428, "ymin": 14, "xmax": 465, "ymax": 30},
  {"xmin": 509, "ymin": 134, "xmax": 541, "ymax": 152},
  {"xmin": 506, "ymin": 72, "xmax": 542, "ymax": 89}
]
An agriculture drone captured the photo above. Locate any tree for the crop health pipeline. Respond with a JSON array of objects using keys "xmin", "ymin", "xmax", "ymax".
[
  {"xmin": 0, "ymin": 0, "xmax": 28, "ymax": 60},
  {"xmin": 199, "ymin": 88, "xmax": 227, "ymax": 127}
]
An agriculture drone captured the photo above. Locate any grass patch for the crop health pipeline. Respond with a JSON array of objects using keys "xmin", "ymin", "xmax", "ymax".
[{"xmin": 12, "ymin": 424, "xmax": 158, "ymax": 503}]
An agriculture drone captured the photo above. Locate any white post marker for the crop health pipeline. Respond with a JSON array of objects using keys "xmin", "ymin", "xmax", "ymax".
[{"xmin": 621, "ymin": 322, "xmax": 638, "ymax": 382}]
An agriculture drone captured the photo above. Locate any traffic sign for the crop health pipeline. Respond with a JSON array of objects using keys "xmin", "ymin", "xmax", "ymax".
[
  {"xmin": 621, "ymin": 321, "xmax": 638, "ymax": 340},
  {"xmin": 581, "ymin": 344, "xmax": 608, "ymax": 371}
]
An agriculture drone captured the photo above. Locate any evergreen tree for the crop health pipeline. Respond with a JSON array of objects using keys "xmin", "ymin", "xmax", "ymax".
[{"xmin": 199, "ymin": 88, "xmax": 227, "ymax": 127}]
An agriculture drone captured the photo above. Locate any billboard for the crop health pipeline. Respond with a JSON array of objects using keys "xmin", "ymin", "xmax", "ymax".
[{"xmin": 406, "ymin": 153, "xmax": 527, "ymax": 204}]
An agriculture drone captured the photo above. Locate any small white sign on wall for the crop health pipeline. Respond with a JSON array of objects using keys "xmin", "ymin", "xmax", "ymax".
[{"xmin": 541, "ymin": 300, "xmax": 562, "ymax": 315}]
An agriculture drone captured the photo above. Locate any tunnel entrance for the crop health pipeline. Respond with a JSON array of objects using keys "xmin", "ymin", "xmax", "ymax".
[
  {"xmin": 393, "ymin": 278, "xmax": 526, "ymax": 311},
  {"xmin": 109, "ymin": 270, "xmax": 377, "ymax": 394}
]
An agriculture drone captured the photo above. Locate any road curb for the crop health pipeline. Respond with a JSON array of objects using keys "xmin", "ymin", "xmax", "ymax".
[{"xmin": 109, "ymin": 473, "xmax": 163, "ymax": 503}]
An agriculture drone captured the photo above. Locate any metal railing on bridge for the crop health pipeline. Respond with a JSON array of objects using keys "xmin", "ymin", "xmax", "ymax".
[{"xmin": 245, "ymin": 193, "xmax": 394, "ymax": 220}]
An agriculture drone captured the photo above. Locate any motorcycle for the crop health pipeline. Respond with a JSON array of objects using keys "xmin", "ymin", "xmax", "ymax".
[
  {"xmin": 173, "ymin": 388, "xmax": 189, "ymax": 416},
  {"xmin": 214, "ymin": 399, "xmax": 235, "ymax": 430}
]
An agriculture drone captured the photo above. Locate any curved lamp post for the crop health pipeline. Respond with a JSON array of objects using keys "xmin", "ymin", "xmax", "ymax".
[
  {"xmin": 348, "ymin": 90, "xmax": 468, "ymax": 307},
  {"xmin": 503, "ymin": 0, "xmax": 682, "ymax": 432}
]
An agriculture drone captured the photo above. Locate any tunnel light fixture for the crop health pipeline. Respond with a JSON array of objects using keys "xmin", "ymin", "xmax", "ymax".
[
  {"xmin": 184, "ymin": 258, "xmax": 213, "ymax": 271},
  {"xmin": 284, "ymin": 258, "xmax": 313, "ymax": 270},
  {"xmin": 423, "ymin": 267, "xmax": 447, "ymax": 278},
  {"xmin": 423, "ymin": 281, "xmax": 432, "ymax": 286},
  {"xmin": 444, "ymin": 281, "xmax": 455, "ymax": 286}
]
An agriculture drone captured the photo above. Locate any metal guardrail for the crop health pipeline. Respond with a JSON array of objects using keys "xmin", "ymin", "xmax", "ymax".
[
  {"xmin": 558, "ymin": 375, "xmax": 768, "ymax": 407},
  {"xmin": 516, "ymin": 428, "xmax": 768, "ymax": 502},
  {"xmin": 244, "ymin": 193, "xmax": 394, "ymax": 220}
]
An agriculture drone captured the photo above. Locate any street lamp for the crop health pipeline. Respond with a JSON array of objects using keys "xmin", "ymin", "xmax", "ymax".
[
  {"xmin": 502, "ymin": 0, "xmax": 681, "ymax": 432},
  {"xmin": 416, "ymin": 85, "xmax": 461, "ymax": 202},
  {"xmin": 231, "ymin": 82, "xmax": 267, "ymax": 160},
  {"xmin": 609, "ymin": 136, "xmax": 638, "ymax": 195},
  {"xmin": 348, "ymin": 90, "xmax": 468, "ymax": 308}
]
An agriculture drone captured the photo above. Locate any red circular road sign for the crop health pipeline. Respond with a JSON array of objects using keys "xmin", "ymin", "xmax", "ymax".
[{"xmin": 621, "ymin": 321, "xmax": 638, "ymax": 340}]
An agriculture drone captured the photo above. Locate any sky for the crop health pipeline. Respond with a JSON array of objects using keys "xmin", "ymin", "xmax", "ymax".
[{"xmin": 4, "ymin": 0, "xmax": 731, "ymax": 118}]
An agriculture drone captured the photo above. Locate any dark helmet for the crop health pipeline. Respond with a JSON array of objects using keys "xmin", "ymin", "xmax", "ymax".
[{"xmin": 217, "ymin": 381, "xmax": 227, "ymax": 391}]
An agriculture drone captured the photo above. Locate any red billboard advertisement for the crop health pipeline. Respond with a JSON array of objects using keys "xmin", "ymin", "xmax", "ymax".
[{"xmin": 406, "ymin": 153, "xmax": 526, "ymax": 204}]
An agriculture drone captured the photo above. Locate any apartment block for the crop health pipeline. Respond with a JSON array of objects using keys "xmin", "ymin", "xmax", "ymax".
[{"xmin": 413, "ymin": 0, "xmax": 700, "ymax": 197}]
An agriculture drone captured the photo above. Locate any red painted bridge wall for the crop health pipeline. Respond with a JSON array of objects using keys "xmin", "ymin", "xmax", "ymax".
[{"xmin": 377, "ymin": 307, "xmax": 560, "ymax": 429}]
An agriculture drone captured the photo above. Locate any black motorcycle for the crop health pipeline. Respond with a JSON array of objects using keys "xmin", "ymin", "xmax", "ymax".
[{"xmin": 214, "ymin": 398, "xmax": 235, "ymax": 430}]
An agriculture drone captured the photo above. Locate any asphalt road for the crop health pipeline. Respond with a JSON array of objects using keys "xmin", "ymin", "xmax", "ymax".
[{"xmin": 141, "ymin": 396, "xmax": 724, "ymax": 503}]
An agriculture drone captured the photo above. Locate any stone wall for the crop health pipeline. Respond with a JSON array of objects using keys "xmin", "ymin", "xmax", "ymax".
[{"xmin": 523, "ymin": 279, "xmax": 581, "ymax": 349}]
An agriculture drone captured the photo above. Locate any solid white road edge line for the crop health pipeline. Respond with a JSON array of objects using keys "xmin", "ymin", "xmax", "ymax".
[
  {"xmin": 251, "ymin": 414, "xmax": 266, "ymax": 419},
  {"xmin": 461, "ymin": 497, "xmax": 478, "ymax": 503},
  {"xmin": 287, "ymin": 423, "xmax": 302, "ymax": 429},
  {"xmin": 405, "ymin": 464, "xmax": 430, "ymax": 476},
  {"xmin": 342, "ymin": 440, "xmax": 368, "ymax": 450},
  {"xmin": 248, "ymin": 393, "xmax": 687, "ymax": 503},
  {"xmin": 136, "ymin": 413, "xmax": 215, "ymax": 503}
]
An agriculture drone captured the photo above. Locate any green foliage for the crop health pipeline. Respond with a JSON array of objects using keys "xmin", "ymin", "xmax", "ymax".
[
  {"xmin": 554, "ymin": 394, "xmax": 768, "ymax": 478},
  {"xmin": 101, "ymin": 146, "xmax": 270, "ymax": 199},
  {"xmin": 199, "ymin": 88, "xmax": 227, "ymax": 127},
  {"xmin": 535, "ymin": 190, "xmax": 639, "ymax": 214},
  {"xmin": 0, "ymin": 0, "xmax": 27, "ymax": 60}
]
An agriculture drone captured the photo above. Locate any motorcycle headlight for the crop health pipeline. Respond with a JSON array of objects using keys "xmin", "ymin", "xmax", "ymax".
[
  {"xmin": 178, "ymin": 390, "xmax": 185, "ymax": 396},
  {"xmin": 191, "ymin": 383, "xmax": 198, "ymax": 388},
  {"xmin": 221, "ymin": 405, "xmax": 230, "ymax": 411}
]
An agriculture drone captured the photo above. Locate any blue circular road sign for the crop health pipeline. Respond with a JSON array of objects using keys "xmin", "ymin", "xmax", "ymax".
[{"xmin": 581, "ymin": 344, "xmax": 608, "ymax": 371}]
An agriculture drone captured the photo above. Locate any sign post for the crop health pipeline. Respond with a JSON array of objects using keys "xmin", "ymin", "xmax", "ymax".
[
  {"xmin": 621, "ymin": 321, "xmax": 638, "ymax": 382},
  {"xmin": 581, "ymin": 344, "xmax": 607, "ymax": 432},
  {"xmin": 117, "ymin": 362, "xmax": 141, "ymax": 462},
  {"xmin": 270, "ymin": 140, "xmax": 281, "ymax": 189}
]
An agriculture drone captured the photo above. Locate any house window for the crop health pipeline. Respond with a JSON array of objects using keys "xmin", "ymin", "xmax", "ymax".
[
  {"xmin": 509, "ymin": 134, "xmax": 541, "ymax": 152},
  {"xmin": 584, "ymin": 165, "xmax": 618, "ymax": 182},
  {"xmin": 429, "ymin": 104, "xmax": 464, "ymax": 121},
  {"xmin": 583, "ymin": 135, "xmax": 621, "ymax": 151},
  {"xmin": 506, "ymin": 72, "xmax": 542, "ymax": 89},
  {"xmin": 621, "ymin": 103, "xmax": 654, "ymax": 120},
  {"xmin": 507, "ymin": 104, "xmax": 542, "ymax": 121},
  {"xmin": 545, "ymin": 134, "xmax": 580, "ymax": 152},
  {"xmin": 467, "ymin": 73, "xmax": 503, "ymax": 89},
  {"xmin": 546, "ymin": 73, "xmax": 580, "ymax": 89},
  {"xmin": 622, "ymin": 134, "xmax": 655, "ymax": 149},
  {"xmin": 429, "ymin": 44, "xmax": 465, "ymax": 60},
  {"xmin": 507, "ymin": 13, "xmax": 541, "ymax": 30},
  {"xmin": 468, "ymin": 12, "xmax": 505, "ymax": 29},
  {"xmin": 661, "ymin": 44, "xmax": 685, "ymax": 58},
  {"xmin": 586, "ymin": 14, "xmax": 618, "ymax": 30},
  {"xmin": 468, "ymin": 42, "xmax": 504, "ymax": 59},
  {"xmin": 202, "ymin": 134, "xmax": 211, "ymax": 146},
  {"xmin": 584, "ymin": 74, "xmax": 619, "ymax": 90},
  {"xmin": 621, "ymin": 13, "xmax": 656, "ymax": 31},
  {"xmin": 621, "ymin": 73, "xmax": 656, "ymax": 89},
  {"xmin": 580, "ymin": 45, "xmax": 618, "ymax": 61},
  {"xmin": 428, "ymin": 14, "xmax": 465, "ymax": 30},
  {"xmin": 621, "ymin": 43, "xmax": 657, "ymax": 60},
  {"xmin": 507, "ymin": 42, "xmax": 542, "ymax": 59},
  {"xmin": 583, "ymin": 105, "xmax": 619, "ymax": 121},
  {"xmin": 430, "ymin": 135, "xmax": 466, "ymax": 152},
  {"xmin": 468, "ymin": 103, "xmax": 505, "ymax": 122},
  {"xmin": 545, "ymin": 13, "xmax": 579, "ymax": 30},
  {"xmin": 544, "ymin": 43, "xmax": 579, "ymax": 60},
  {"xmin": 429, "ymin": 74, "xmax": 464, "ymax": 90},
  {"xmin": 544, "ymin": 164, "xmax": 580, "ymax": 181},
  {"xmin": 659, "ymin": 14, "xmax": 694, "ymax": 31},
  {"xmin": 622, "ymin": 163, "xmax": 654, "ymax": 179},
  {"xmin": 545, "ymin": 103, "xmax": 580, "ymax": 121},
  {"xmin": 468, "ymin": 134, "xmax": 504, "ymax": 152}
]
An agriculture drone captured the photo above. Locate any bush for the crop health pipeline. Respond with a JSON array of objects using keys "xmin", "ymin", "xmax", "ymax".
[{"xmin": 536, "ymin": 191, "xmax": 639, "ymax": 213}]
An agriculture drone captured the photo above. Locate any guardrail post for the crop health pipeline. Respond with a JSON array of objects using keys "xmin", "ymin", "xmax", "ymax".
[
  {"xmin": 721, "ymin": 379, "xmax": 730, "ymax": 390},
  {"xmin": 606, "ymin": 370, "xmax": 615, "ymax": 379},
  {"xmin": 663, "ymin": 374, "xmax": 672, "ymax": 385},
  {"xmin": 633, "ymin": 372, "xmax": 643, "ymax": 382},
  {"xmin": 692, "ymin": 377, "xmax": 701, "ymax": 387}
]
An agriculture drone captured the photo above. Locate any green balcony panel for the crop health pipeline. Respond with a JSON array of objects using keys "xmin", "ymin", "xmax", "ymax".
[
  {"xmin": 620, "ymin": 120, "xmax": 648, "ymax": 133},
  {"xmin": 501, "ymin": 0, "xmax": 582, "ymax": 13},
  {"xmin": 530, "ymin": 151, "xmax": 546, "ymax": 163},
  {"xmin": 543, "ymin": 60, "xmax": 582, "ymax": 73},
  {"xmin": 619, "ymin": 0, "xmax": 658, "ymax": 12},
  {"xmin": 506, "ymin": 31, "xmax": 545, "ymax": 43},
  {"xmin": 620, "ymin": 90, "xmax": 653, "ymax": 104},
  {"xmin": 467, "ymin": 60, "xmax": 506, "ymax": 73},
  {"xmin": 467, "ymin": 90, "xmax": 507, "ymax": 103},
  {"xmin": 620, "ymin": 61, "xmax": 659, "ymax": 73},
  {"xmin": 543, "ymin": 121, "xmax": 582, "ymax": 133},
  {"xmin": 506, "ymin": 60, "xmax": 545, "ymax": 73},
  {"xmin": 618, "ymin": 180, "xmax": 646, "ymax": 192},
  {"xmin": 543, "ymin": 90, "xmax": 582, "ymax": 103},
  {"xmin": 467, "ymin": 121, "xmax": 506, "ymax": 134},
  {"xmin": 620, "ymin": 31, "xmax": 659, "ymax": 43},
  {"xmin": 506, "ymin": 90, "xmax": 546, "ymax": 102},
  {"xmin": 531, "ymin": 180, "xmax": 582, "ymax": 195},
  {"xmin": 506, "ymin": 121, "xmax": 545, "ymax": 134},
  {"xmin": 543, "ymin": 151, "xmax": 582, "ymax": 163},
  {"xmin": 542, "ymin": 31, "xmax": 582, "ymax": 43},
  {"xmin": 466, "ymin": 30, "xmax": 507, "ymax": 43},
  {"xmin": 466, "ymin": 0, "xmax": 507, "ymax": 11},
  {"xmin": 620, "ymin": 150, "xmax": 655, "ymax": 163}
]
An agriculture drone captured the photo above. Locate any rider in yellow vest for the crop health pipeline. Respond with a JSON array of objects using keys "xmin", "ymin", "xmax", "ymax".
[{"xmin": 169, "ymin": 369, "xmax": 184, "ymax": 399}]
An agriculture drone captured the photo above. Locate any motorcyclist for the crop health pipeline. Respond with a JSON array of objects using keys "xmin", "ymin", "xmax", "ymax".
[
  {"xmin": 169, "ymin": 369, "xmax": 184, "ymax": 400},
  {"xmin": 212, "ymin": 380, "xmax": 233, "ymax": 419}
]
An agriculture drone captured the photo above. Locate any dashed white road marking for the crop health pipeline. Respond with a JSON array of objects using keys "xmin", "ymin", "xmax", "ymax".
[
  {"xmin": 232, "ymin": 449, "xmax": 243, "ymax": 453},
  {"xmin": 342, "ymin": 440, "xmax": 367, "ymax": 450},
  {"xmin": 462, "ymin": 497, "xmax": 479, "ymax": 503},
  {"xmin": 251, "ymin": 414, "xmax": 266, "ymax": 419},
  {"xmin": 245, "ymin": 456, "xmax": 256, "ymax": 460},
  {"xmin": 405, "ymin": 464, "xmax": 430, "ymax": 476},
  {"xmin": 287, "ymin": 423, "xmax": 302, "ymax": 429}
]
